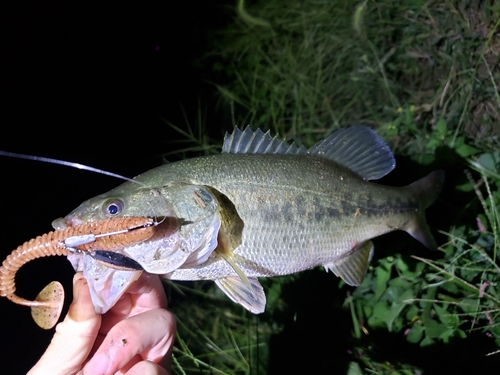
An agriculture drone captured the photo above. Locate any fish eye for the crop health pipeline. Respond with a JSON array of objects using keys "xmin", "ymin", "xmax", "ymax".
[{"xmin": 102, "ymin": 199, "xmax": 125, "ymax": 217}]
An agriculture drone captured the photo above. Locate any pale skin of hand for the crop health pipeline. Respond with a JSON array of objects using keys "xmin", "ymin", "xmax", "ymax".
[{"xmin": 28, "ymin": 272, "xmax": 176, "ymax": 375}]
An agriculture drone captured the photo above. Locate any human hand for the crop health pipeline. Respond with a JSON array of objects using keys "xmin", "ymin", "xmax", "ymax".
[{"xmin": 28, "ymin": 271, "xmax": 176, "ymax": 375}]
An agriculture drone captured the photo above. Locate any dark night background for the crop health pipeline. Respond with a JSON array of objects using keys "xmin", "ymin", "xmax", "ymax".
[
  {"xmin": 0, "ymin": 1, "xmax": 231, "ymax": 373},
  {"xmin": 2, "ymin": 2, "xmax": 500, "ymax": 375}
]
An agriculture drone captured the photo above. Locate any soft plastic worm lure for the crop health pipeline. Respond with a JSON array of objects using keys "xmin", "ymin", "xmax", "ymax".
[{"xmin": 0, "ymin": 216, "xmax": 156, "ymax": 329}]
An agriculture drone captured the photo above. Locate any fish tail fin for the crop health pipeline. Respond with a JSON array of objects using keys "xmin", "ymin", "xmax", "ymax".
[{"xmin": 404, "ymin": 170, "xmax": 445, "ymax": 250}]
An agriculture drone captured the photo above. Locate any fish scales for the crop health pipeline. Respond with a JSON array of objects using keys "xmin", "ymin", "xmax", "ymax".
[
  {"xmin": 132, "ymin": 154, "xmax": 416, "ymax": 278},
  {"xmin": 54, "ymin": 126, "xmax": 444, "ymax": 314}
]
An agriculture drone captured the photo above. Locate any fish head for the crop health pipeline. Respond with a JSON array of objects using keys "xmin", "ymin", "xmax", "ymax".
[
  {"xmin": 53, "ymin": 182, "xmax": 173, "ymax": 227},
  {"xmin": 53, "ymin": 181, "xmax": 221, "ymax": 314},
  {"xmin": 52, "ymin": 181, "xmax": 179, "ymax": 314}
]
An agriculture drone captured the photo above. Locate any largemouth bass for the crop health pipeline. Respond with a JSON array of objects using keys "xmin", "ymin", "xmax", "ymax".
[{"xmin": 53, "ymin": 126, "xmax": 444, "ymax": 314}]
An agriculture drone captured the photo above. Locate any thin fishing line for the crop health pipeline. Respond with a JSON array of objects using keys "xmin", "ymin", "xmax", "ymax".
[{"xmin": 0, "ymin": 150, "xmax": 145, "ymax": 185}]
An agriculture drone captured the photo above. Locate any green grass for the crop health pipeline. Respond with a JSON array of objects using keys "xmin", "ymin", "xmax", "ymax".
[
  {"xmin": 210, "ymin": 0, "xmax": 499, "ymax": 144},
  {"xmin": 165, "ymin": 0, "xmax": 500, "ymax": 373}
]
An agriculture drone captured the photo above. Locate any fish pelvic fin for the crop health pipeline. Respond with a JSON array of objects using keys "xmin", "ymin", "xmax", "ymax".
[
  {"xmin": 324, "ymin": 241, "xmax": 374, "ymax": 286},
  {"xmin": 404, "ymin": 170, "xmax": 445, "ymax": 250},
  {"xmin": 215, "ymin": 276, "xmax": 266, "ymax": 314}
]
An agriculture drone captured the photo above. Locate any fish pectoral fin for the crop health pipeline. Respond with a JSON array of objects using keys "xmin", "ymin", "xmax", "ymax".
[
  {"xmin": 324, "ymin": 241, "xmax": 374, "ymax": 286},
  {"xmin": 216, "ymin": 249, "xmax": 254, "ymax": 298},
  {"xmin": 215, "ymin": 276, "xmax": 266, "ymax": 314}
]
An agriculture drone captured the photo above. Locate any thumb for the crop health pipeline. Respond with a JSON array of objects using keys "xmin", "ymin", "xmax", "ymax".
[{"xmin": 28, "ymin": 272, "xmax": 101, "ymax": 375}]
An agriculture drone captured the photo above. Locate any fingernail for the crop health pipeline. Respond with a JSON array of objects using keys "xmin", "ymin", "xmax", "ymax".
[
  {"xmin": 84, "ymin": 352, "xmax": 109, "ymax": 375},
  {"xmin": 74, "ymin": 272, "xmax": 84, "ymax": 283},
  {"xmin": 73, "ymin": 273, "xmax": 85, "ymax": 290},
  {"xmin": 72, "ymin": 273, "xmax": 85, "ymax": 301}
]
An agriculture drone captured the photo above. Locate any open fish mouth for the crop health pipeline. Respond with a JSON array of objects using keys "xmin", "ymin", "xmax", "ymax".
[{"xmin": 51, "ymin": 216, "xmax": 147, "ymax": 314}]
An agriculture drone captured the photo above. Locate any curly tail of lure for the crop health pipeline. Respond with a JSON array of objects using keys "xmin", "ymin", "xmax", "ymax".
[{"xmin": 0, "ymin": 216, "xmax": 156, "ymax": 329}]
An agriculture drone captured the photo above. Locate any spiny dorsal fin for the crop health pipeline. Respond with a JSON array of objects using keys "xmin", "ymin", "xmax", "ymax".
[
  {"xmin": 324, "ymin": 241, "xmax": 374, "ymax": 286},
  {"xmin": 222, "ymin": 126, "xmax": 307, "ymax": 155},
  {"xmin": 308, "ymin": 126, "xmax": 395, "ymax": 180}
]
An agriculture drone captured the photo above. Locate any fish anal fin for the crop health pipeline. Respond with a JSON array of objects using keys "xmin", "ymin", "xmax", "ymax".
[
  {"xmin": 324, "ymin": 241, "xmax": 374, "ymax": 286},
  {"xmin": 215, "ymin": 276, "xmax": 266, "ymax": 314}
]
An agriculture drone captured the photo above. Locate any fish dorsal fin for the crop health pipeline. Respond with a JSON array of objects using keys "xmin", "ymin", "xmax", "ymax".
[
  {"xmin": 324, "ymin": 241, "xmax": 374, "ymax": 286},
  {"xmin": 308, "ymin": 126, "xmax": 395, "ymax": 180},
  {"xmin": 222, "ymin": 126, "xmax": 307, "ymax": 155},
  {"xmin": 223, "ymin": 125, "xmax": 394, "ymax": 180},
  {"xmin": 215, "ymin": 276, "xmax": 266, "ymax": 314}
]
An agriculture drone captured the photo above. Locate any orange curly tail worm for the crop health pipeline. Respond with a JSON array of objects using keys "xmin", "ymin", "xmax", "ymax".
[{"xmin": 0, "ymin": 216, "xmax": 155, "ymax": 328}]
